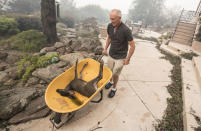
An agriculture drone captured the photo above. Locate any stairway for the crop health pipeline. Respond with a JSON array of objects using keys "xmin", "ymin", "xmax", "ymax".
[
  {"xmin": 171, "ymin": 10, "xmax": 197, "ymax": 46},
  {"xmin": 172, "ymin": 22, "xmax": 196, "ymax": 46}
]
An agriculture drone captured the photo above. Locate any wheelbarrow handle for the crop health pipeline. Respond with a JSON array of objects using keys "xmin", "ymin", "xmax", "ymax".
[{"xmin": 97, "ymin": 54, "xmax": 104, "ymax": 62}]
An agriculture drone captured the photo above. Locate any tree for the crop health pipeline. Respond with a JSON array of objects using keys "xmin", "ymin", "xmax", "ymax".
[
  {"xmin": 129, "ymin": 0, "xmax": 166, "ymax": 26},
  {"xmin": 41, "ymin": 0, "xmax": 58, "ymax": 44},
  {"xmin": 0, "ymin": 0, "xmax": 12, "ymax": 12},
  {"xmin": 78, "ymin": 5, "xmax": 109, "ymax": 24},
  {"xmin": 6, "ymin": 0, "xmax": 40, "ymax": 14}
]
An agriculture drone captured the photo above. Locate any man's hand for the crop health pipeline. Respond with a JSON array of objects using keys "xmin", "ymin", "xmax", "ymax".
[
  {"xmin": 124, "ymin": 58, "xmax": 130, "ymax": 65},
  {"xmin": 102, "ymin": 49, "xmax": 107, "ymax": 55}
]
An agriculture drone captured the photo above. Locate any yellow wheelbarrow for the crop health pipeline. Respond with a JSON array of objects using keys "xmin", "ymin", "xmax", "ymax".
[{"xmin": 45, "ymin": 57, "xmax": 112, "ymax": 129}]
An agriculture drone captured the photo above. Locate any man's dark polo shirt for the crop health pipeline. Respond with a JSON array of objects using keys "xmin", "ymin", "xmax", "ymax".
[{"xmin": 107, "ymin": 22, "xmax": 133, "ymax": 59}]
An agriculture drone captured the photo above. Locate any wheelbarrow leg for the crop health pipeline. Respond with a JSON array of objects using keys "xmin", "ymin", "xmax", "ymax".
[
  {"xmin": 91, "ymin": 89, "xmax": 103, "ymax": 103},
  {"xmin": 50, "ymin": 111, "xmax": 76, "ymax": 129}
]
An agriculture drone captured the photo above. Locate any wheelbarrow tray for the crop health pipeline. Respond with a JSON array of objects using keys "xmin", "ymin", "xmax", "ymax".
[{"xmin": 45, "ymin": 58, "xmax": 112, "ymax": 113}]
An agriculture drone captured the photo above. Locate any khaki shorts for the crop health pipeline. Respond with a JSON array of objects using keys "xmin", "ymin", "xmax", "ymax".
[{"xmin": 107, "ymin": 56, "xmax": 124, "ymax": 76}]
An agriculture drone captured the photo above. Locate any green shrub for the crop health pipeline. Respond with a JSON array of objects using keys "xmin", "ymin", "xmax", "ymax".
[
  {"xmin": 180, "ymin": 52, "xmax": 198, "ymax": 60},
  {"xmin": 0, "ymin": 16, "xmax": 20, "ymax": 35},
  {"xmin": 0, "ymin": 30, "xmax": 47, "ymax": 52},
  {"xmin": 15, "ymin": 15, "xmax": 42, "ymax": 31},
  {"xmin": 18, "ymin": 54, "xmax": 59, "ymax": 82}
]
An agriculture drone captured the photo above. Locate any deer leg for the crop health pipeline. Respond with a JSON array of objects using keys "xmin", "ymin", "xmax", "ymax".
[
  {"xmin": 79, "ymin": 62, "xmax": 88, "ymax": 79},
  {"xmin": 74, "ymin": 59, "xmax": 78, "ymax": 80},
  {"xmin": 87, "ymin": 62, "xmax": 103, "ymax": 85}
]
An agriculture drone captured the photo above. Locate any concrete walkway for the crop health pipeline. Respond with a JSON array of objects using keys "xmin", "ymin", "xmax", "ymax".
[{"xmin": 9, "ymin": 39, "xmax": 172, "ymax": 131}]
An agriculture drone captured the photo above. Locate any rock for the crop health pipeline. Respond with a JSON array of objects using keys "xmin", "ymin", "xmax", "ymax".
[
  {"xmin": 55, "ymin": 61, "xmax": 68, "ymax": 68},
  {"xmin": 0, "ymin": 72, "xmax": 9, "ymax": 83},
  {"xmin": 0, "ymin": 62, "xmax": 7, "ymax": 71},
  {"xmin": 65, "ymin": 47, "xmax": 73, "ymax": 54},
  {"xmin": 79, "ymin": 47, "xmax": 88, "ymax": 52},
  {"xmin": 15, "ymin": 80, "xmax": 24, "ymax": 88},
  {"xmin": 39, "ymin": 80, "xmax": 47, "ymax": 85},
  {"xmin": 6, "ymin": 66, "xmax": 18, "ymax": 80},
  {"xmin": 5, "ymin": 53, "xmax": 21, "ymax": 64},
  {"xmin": 8, "ymin": 96, "xmax": 51, "ymax": 125},
  {"xmin": 0, "ymin": 52, "xmax": 8, "ymax": 60},
  {"xmin": 32, "ymin": 84, "xmax": 46, "ymax": 89},
  {"xmin": 66, "ymin": 34, "xmax": 77, "ymax": 39},
  {"xmin": 32, "ymin": 64, "xmax": 64, "ymax": 83},
  {"xmin": 65, "ymin": 28, "xmax": 76, "ymax": 33},
  {"xmin": 0, "ymin": 88, "xmax": 43, "ymax": 120},
  {"xmin": 26, "ymin": 77, "xmax": 39, "ymax": 86},
  {"xmin": 33, "ymin": 52, "xmax": 44, "ymax": 56},
  {"xmin": 45, "ymin": 52, "xmax": 59, "ymax": 56},
  {"xmin": 24, "ymin": 96, "xmax": 47, "ymax": 115},
  {"xmin": 9, "ymin": 108, "xmax": 50, "ymax": 124},
  {"xmin": 57, "ymin": 32, "xmax": 61, "ymax": 37},
  {"xmin": 84, "ymin": 53, "xmax": 96, "ymax": 59},
  {"xmin": 59, "ymin": 37, "xmax": 70, "ymax": 44},
  {"xmin": 57, "ymin": 23, "xmax": 68, "ymax": 29},
  {"xmin": 40, "ymin": 47, "xmax": 56, "ymax": 54},
  {"xmin": 79, "ymin": 38, "xmax": 99, "ymax": 52},
  {"xmin": 63, "ymin": 39, "xmax": 70, "ymax": 46},
  {"xmin": 60, "ymin": 52, "xmax": 85, "ymax": 66},
  {"xmin": 70, "ymin": 40, "xmax": 81, "ymax": 51},
  {"xmin": 54, "ymin": 42, "xmax": 65, "ymax": 49},
  {"xmin": 3, "ymin": 79, "xmax": 16, "ymax": 86},
  {"xmin": 56, "ymin": 47, "xmax": 66, "ymax": 54}
]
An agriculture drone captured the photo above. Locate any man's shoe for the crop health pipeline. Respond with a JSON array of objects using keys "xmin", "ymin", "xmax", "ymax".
[
  {"xmin": 105, "ymin": 82, "xmax": 113, "ymax": 89},
  {"xmin": 108, "ymin": 89, "xmax": 117, "ymax": 98}
]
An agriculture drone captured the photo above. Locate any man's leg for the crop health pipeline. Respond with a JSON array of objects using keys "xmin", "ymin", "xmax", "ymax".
[
  {"xmin": 105, "ymin": 56, "xmax": 114, "ymax": 89},
  {"xmin": 108, "ymin": 59, "xmax": 124, "ymax": 98},
  {"xmin": 112, "ymin": 75, "xmax": 119, "ymax": 89}
]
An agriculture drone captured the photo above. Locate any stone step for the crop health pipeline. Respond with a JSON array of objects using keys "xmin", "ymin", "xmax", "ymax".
[
  {"xmin": 168, "ymin": 42, "xmax": 193, "ymax": 54},
  {"xmin": 176, "ymin": 27, "xmax": 195, "ymax": 35},
  {"xmin": 160, "ymin": 43, "xmax": 179, "ymax": 56},
  {"xmin": 177, "ymin": 24, "xmax": 196, "ymax": 32},
  {"xmin": 178, "ymin": 22, "xmax": 196, "ymax": 28},
  {"xmin": 181, "ymin": 59, "xmax": 201, "ymax": 131},
  {"xmin": 192, "ymin": 56, "xmax": 201, "ymax": 89},
  {"xmin": 173, "ymin": 34, "xmax": 193, "ymax": 42},
  {"xmin": 174, "ymin": 31, "xmax": 194, "ymax": 38},
  {"xmin": 172, "ymin": 38, "xmax": 191, "ymax": 46}
]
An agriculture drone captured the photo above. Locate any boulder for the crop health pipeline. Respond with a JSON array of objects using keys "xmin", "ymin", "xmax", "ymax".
[
  {"xmin": 54, "ymin": 42, "xmax": 65, "ymax": 49},
  {"xmin": 6, "ymin": 66, "xmax": 18, "ymax": 80},
  {"xmin": 32, "ymin": 64, "xmax": 64, "ymax": 83},
  {"xmin": 26, "ymin": 77, "xmax": 40, "ymax": 86},
  {"xmin": 0, "ymin": 52, "xmax": 8, "ymax": 60},
  {"xmin": 0, "ymin": 71, "xmax": 9, "ymax": 84},
  {"xmin": 5, "ymin": 53, "xmax": 21, "ymax": 64},
  {"xmin": 8, "ymin": 96, "xmax": 50, "ymax": 124},
  {"xmin": 0, "ymin": 62, "xmax": 8, "ymax": 71},
  {"xmin": 56, "ymin": 47, "xmax": 66, "ymax": 54},
  {"xmin": 45, "ymin": 52, "xmax": 59, "ymax": 56},
  {"xmin": 0, "ymin": 88, "xmax": 43, "ymax": 120},
  {"xmin": 70, "ymin": 40, "xmax": 81, "ymax": 51},
  {"xmin": 66, "ymin": 34, "xmax": 77, "ymax": 39},
  {"xmin": 60, "ymin": 52, "xmax": 85, "ymax": 66},
  {"xmin": 40, "ymin": 47, "xmax": 56, "ymax": 54}
]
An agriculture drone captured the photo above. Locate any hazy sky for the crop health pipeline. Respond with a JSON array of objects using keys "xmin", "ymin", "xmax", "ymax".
[{"xmin": 74, "ymin": 0, "xmax": 200, "ymax": 14}]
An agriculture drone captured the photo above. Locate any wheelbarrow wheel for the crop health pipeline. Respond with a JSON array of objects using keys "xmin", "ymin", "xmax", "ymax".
[
  {"xmin": 54, "ymin": 113, "xmax": 62, "ymax": 124},
  {"xmin": 50, "ymin": 111, "xmax": 76, "ymax": 129}
]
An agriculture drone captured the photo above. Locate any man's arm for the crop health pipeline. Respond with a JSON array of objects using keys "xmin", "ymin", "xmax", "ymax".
[
  {"xmin": 102, "ymin": 35, "xmax": 111, "ymax": 54},
  {"xmin": 124, "ymin": 40, "xmax": 135, "ymax": 65}
]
